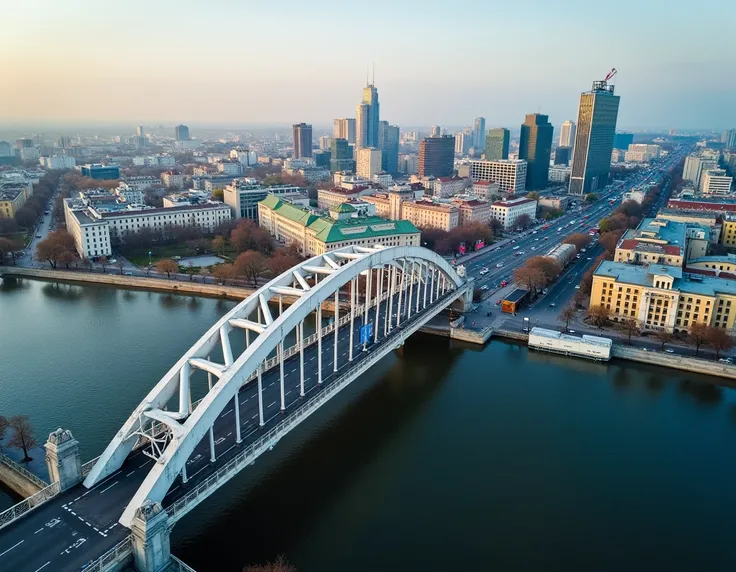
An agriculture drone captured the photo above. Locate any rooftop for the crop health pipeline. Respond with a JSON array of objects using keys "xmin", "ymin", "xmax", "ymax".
[
  {"xmin": 618, "ymin": 239, "xmax": 682, "ymax": 256},
  {"xmin": 492, "ymin": 198, "xmax": 535, "ymax": 207},
  {"xmin": 622, "ymin": 217, "xmax": 686, "ymax": 246}
]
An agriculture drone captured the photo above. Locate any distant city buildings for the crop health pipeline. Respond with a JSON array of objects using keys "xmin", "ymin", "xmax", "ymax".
[
  {"xmin": 559, "ymin": 120, "xmax": 576, "ymax": 148},
  {"xmin": 455, "ymin": 132, "xmax": 470, "ymax": 155},
  {"xmin": 161, "ymin": 170, "xmax": 184, "ymax": 188},
  {"xmin": 39, "ymin": 155, "xmax": 76, "ymax": 170},
  {"xmin": 624, "ymin": 144, "xmax": 661, "ymax": 163},
  {"xmin": 356, "ymin": 147, "xmax": 382, "ymax": 180},
  {"xmin": 378, "ymin": 121, "xmax": 400, "ymax": 175},
  {"xmin": 485, "ymin": 128, "xmax": 510, "ymax": 161},
  {"xmin": 333, "ymin": 118, "xmax": 356, "ymax": 145},
  {"xmin": 473, "ymin": 117, "xmax": 486, "ymax": 151},
  {"xmin": 554, "ymin": 146, "xmax": 571, "ymax": 166},
  {"xmin": 318, "ymin": 135, "xmax": 332, "ymax": 151},
  {"xmin": 292, "ymin": 123, "xmax": 313, "ymax": 159},
  {"xmin": 613, "ymin": 132, "xmax": 634, "ymax": 151},
  {"xmin": 518, "ymin": 113, "xmax": 553, "ymax": 190},
  {"xmin": 330, "ymin": 138, "xmax": 355, "ymax": 174},
  {"xmin": 418, "ymin": 136, "xmax": 454, "ymax": 178},
  {"xmin": 723, "ymin": 129, "xmax": 736, "ymax": 150},
  {"xmin": 79, "ymin": 164, "xmax": 120, "ymax": 180},
  {"xmin": 569, "ymin": 77, "xmax": 620, "ymax": 195},
  {"xmin": 469, "ymin": 159, "xmax": 527, "ymax": 194},
  {"xmin": 175, "ymin": 124, "xmax": 190, "ymax": 141}
]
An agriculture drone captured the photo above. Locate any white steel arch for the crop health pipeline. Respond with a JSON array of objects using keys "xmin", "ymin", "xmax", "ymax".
[{"xmin": 83, "ymin": 244, "xmax": 465, "ymax": 527}]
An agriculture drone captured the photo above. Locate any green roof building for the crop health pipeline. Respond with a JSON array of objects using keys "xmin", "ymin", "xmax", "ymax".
[{"xmin": 258, "ymin": 194, "xmax": 420, "ymax": 256}]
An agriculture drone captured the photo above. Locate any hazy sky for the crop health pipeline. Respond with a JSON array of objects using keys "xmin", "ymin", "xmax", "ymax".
[{"xmin": 2, "ymin": 0, "xmax": 734, "ymax": 131}]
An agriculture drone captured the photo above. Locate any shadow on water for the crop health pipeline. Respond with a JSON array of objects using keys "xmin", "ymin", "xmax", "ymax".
[
  {"xmin": 677, "ymin": 379, "xmax": 723, "ymax": 405},
  {"xmin": 0, "ymin": 275, "xmax": 31, "ymax": 292},
  {"xmin": 172, "ymin": 334, "xmax": 464, "ymax": 572},
  {"xmin": 40, "ymin": 281, "xmax": 85, "ymax": 302}
]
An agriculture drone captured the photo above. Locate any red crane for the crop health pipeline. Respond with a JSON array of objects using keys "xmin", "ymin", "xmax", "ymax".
[{"xmin": 604, "ymin": 68, "xmax": 617, "ymax": 82}]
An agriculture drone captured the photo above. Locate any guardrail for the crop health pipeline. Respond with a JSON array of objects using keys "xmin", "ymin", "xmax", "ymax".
[
  {"xmin": 170, "ymin": 555, "xmax": 199, "ymax": 571},
  {"xmin": 165, "ymin": 289, "xmax": 457, "ymax": 523},
  {"xmin": 80, "ymin": 535, "xmax": 133, "ymax": 572},
  {"xmin": 81, "ymin": 456, "xmax": 101, "ymax": 477},
  {"xmin": 0, "ymin": 453, "xmax": 49, "ymax": 489},
  {"xmin": 0, "ymin": 481, "xmax": 60, "ymax": 531}
]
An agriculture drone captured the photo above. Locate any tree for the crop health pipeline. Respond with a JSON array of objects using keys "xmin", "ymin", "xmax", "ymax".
[
  {"xmin": 0, "ymin": 237, "xmax": 22, "ymax": 265},
  {"xmin": 81, "ymin": 257, "xmax": 92, "ymax": 272},
  {"xmin": 156, "ymin": 258, "xmax": 180, "ymax": 279},
  {"xmin": 513, "ymin": 266, "xmax": 546, "ymax": 296},
  {"xmin": 99, "ymin": 256, "xmax": 109, "ymax": 273},
  {"xmin": 515, "ymin": 213, "xmax": 533, "ymax": 230},
  {"xmin": 58, "ymin": 250, "xmax": 75, "ymax": 269},
  {"xmin": 211, "ymin": 235, "xmax": 227, "ymax": 256},
  {"xmin": 598, "ymin": 229, "xmax": 624, "ymax": 257},
  {"xmin": 559, "ymin": 303, "xmax": 576, "ymax": 331},
  {"xmin": 620, "ymin": 317, "xmax": 639, "ymax": 344},
  {"xmin": 0, "ymin": 415, "xmax": 8, "ymax": 444},
  {"xmin": 656, "ymin": 330, "xmax": 674, "ymax": 351},
  {"xmin": 585, "ymin": 193, "xmax": 599, "ymax": 203},
  {"xmin": 8, "ymin": 415, "xmax": 37, "ymax": 462},
  {"xmin": 563, "ymin": 233, "xmax": 592, "ymax": 252},
  {"xmin": 525, "ymin": 191, "xmax": 540, "ymax": 200},
  {"xmin": 36, "ymin": 233, "xmax": 71, "ymax": 269},
  {"xmin": 688, "ymin": 322, "xmax": 710, "ymax": 356},
  {"xmin": 525, "ymin": 256, "xmax": 561, "ymax": 284},
  {"xmin": 707, "ymin": 326, "xmax": 734, "ymax": 360},
  {"xmin": 211, "ymin": 263, "xmax": 234, "ymax": 285},
  {"xmin": 235, "ymin": 250, "xmax": 266, "ymax": 287},
  {"xmin": 211, "ymin": 188, "xmax": 224, "ymax": 201},
  {"xmin": 231, "ymin": 220, "xmax": 274, "ymax": 254},
  {"xmin": 14, "ymin": 207, "xmax": 37, "ymax": 228},
  {"xmin": 243, "ymin": 555, "xmax": 296, "ymax": 572},
  {"xmin": 116, "ymin": 260, "xmax": 126, "ymax": 275},
  {"xmin": 199, "ymin": 266, "xmax": 210, "ymax": 283},
  {"xmin": 185, "ymin": 260, "xmax": 196, "ymax": 281},
  {"xmin": 266, "ymin": 250, "xmax": 302, "ymax": 276},
  {"xmin": 587, "ymin": 305, "xmax": 610, "ymax": 329},
  {"xmin": 489, "ymin": 218, "xmax": 503, "ymax": 236}
]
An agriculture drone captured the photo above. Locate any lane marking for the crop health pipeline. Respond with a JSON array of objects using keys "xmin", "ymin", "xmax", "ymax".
[
  {"xmin": 99, "ymin": 481, "xmax": 118, "ymax": 494},
  {"xmin": 223, "ymin": 408, "xmax": 233, "ymax": 416},
  {"xmin": 251, "ymin": 414, "xmax": 258, "ymax": 419},
  {"xmin": 126, "ymin": 470, "xmax": 136, "ymax": 477},
  {"xmin": 286, "ymin": 390, "xmax": 292, "ymax": 396},
  {"xmin": 268, "ymin": 401, "xmax": 277, "ymax": 408},
  {"xmin": 0, "ymin": 540, "xmax": 24, "ymax": 557},
  {"xmin": 33, "ymin": 563, "xmax": 51, "ymax": 572},
  {"xmin": 34, "ymin": 528, "xmax": 44, "ymax": 534}
]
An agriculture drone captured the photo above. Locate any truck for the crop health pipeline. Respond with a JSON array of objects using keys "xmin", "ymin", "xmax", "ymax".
[{"xmin": 501, "ymin": 289, "xmax": 529, "ymax": 314}]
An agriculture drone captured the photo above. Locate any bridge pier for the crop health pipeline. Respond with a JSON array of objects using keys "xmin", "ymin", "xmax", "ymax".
[
  {"xmin": 45, "ymin": 428, "xmax": 82, "ymax": 492},
  {"xmin": 130, "ymin": 500, "xmax": 172, "ymax": 572}
]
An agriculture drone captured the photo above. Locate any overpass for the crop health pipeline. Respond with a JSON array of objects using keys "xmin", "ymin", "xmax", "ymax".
[{"xmin": 0, "ymin": 244, "xmax": 472, "ymax": 571}]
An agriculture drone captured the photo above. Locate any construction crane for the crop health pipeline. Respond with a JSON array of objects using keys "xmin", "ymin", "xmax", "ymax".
[{"xmin": 604, "ymin": 68, "xmax": 617, "ymax": 82}]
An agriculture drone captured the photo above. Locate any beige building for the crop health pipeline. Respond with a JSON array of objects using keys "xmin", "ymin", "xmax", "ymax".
[
  {"xmin": 356, "ymin": 147, "xmax": 382, "ymax": 180},
  {"xmin": 615, "ymin": 218, "xmax": 709, "ymax": 265},
  {"xmin": 161, "ymin": 170, "xmax": 185, "ymax": 188},
  {"xmin": 360, "ymin": 189, "xmax": 461, "ymax": 231},
  {"xmin": 700, "ymin": 169, "xmax": 733, "ymax": 196},
  {"xmin": 0, "ymin": 182, "xmax": 31, "ymax": 218},
  {"xmin": 469, "ymin": 159, "xmax": 527, "ymax": 194},
  {"xmin": 257, "ymin": 194, "xmax": 420, "ymax": 257},
  {"xmin": 452, "ymin": 198, "xmax": 492, "ymax": 225},
  {"xmin": 317, "ymin": 186, "xmax": 376, "ymax": 210},
  {"xmin": 472, "ymin": 180, "xmax": 500, "ymax": 200}
]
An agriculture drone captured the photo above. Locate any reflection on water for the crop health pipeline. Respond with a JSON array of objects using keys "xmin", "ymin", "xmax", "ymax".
[{"xmin": 678, "ymin": 379, "xmax": 723, "ymax": 405}]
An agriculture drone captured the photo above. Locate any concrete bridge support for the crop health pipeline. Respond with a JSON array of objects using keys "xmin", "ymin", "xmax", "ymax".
[
  {"xmin": 130, "ymin": 501, "xmax": 172, "ymax": 572},
  {"xmin": 45, "ymin": 428, "xmax": 82, "ymax": 492}
]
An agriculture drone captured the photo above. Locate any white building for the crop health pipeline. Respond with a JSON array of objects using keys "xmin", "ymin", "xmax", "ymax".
[
  {"xmin": 624, "ymin": 144, "xmax": 661, "ymax": 163},
  {"xmin": 357, "ymin": 148, "xmax": 382, "ymax": 180},
  {"xmin": 548, "ymin": 166, "xmax": 571, "ymax": 183},
  {"xmin": 471, "ymin": 180, "xmax": 500, "ymax": 200},
  {"xmin": 682, "ymin": 155, "xmax": 702, "ymax": 185},
  {"xmin": 372, "ymin": 173, "xmax": 393, "ymax": 187},
  {"xmin": 122, "ymin": 176, "xmax": 158, "ymax": 191},
  {"xmin": 114, "ymin": 182, "xmax": 145, "ymax": 205},
  {"xmin": 622, "ymin": 189, "xmax": 647, "ymax": 204},
  {"xmin": 469, "ymin": 159, "xmax": 527, "ymax": 194},
  {"xmin": 490, "ymin": 197, "xmax": 537, "ymax": 229},
  {"xmin": 230, "ymin": 149, "xmax": 258, "ymax": 167},
  {"xmin": 39, "ymin": 155, "xmax": 76, "ymax": 170},
  {"xmin": 398, "ymin": 154, "xmax": 418, "ymax": 175},
  {"xmin": 223, "ymin": 180, "xmax": 304, "ymax": 220},
  {"xmin": 319, "ymin": 135, "xmax": 332, "ymax": 151},
  {"xmin": 700, "ymin": 169, "xmax": 733, "ymax": 195},
  {"xmin": 559, "ymin": 120, "xmax": 576, "ymax": 148},
  {"xmin": 317, "ymin": 186, "xmax": 377, "ymax": 210},
  {"xmin": 217, "ymin": 160, "xmax": 243, "ymax": 176},
  {"xmin": 433, "ymin": 176, "xmax": 469, "ymax": 198},
  {"xmin": 297, "ymin": 167, "xmax": 331, "ymax": 183}
]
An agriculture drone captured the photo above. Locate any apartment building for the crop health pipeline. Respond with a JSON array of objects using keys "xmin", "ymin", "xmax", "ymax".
[
  {"xmin": 490, "ymin": 197, "xmax": 537, "ymax": 229},
  {"xmin": 700, "ymin": 169, "xmax": 733, "ymax": 196},
  {"xmin": 469, "ymin": 160, "xmax": 527, "ymax": 194}
]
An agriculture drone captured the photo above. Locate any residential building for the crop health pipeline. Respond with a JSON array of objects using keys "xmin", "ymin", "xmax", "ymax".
[
  {"xmin": 519, "ymin": 113, "xmax": 553, "ymax": 190},
  {"xmin": 357, "ymin": 147, "xmax": 382, "ymax": 180},
  {"xmin": 333, "ymin": 118, "xmax": 356, "ymax": 145},
  {"xmin": 622, "ymin": 189, "xmax": 647, "ymax": 204},
  {"xmin": 548, "ymin": 166, "xmax": 571, "ymax": 183},
  {"xmin": 216, "ymin": 160, "xmax": 244, "ymax": 176},
  {"xmin": 378, "ymin": 121, "xmax": 400, "ymax": 175},
  {"xmin": 418, "ymin": 136, "xmax": 454, "ymax": 178},
  {"xmin": 700, "ymin": 169, "xmax": 733, "ymax": 195},
  {"xmin": 356, "ymin": 83, "xmax": 380, "ymax": 149},
  {"xmin": 114, "ymin": 182, "xmax": 145, "ymax": 205},
  {"xmin": 319, "ymin": 135, "xmax": 331, "ymax": 151},
  {"xmin": 223, "ymin": 180, "xmax": 304, "ymax": 221},
  {"xmin": 175, "ymin": 125, "xmax": 190, "ymax": 141},
  {"xmin": 473, "ymin": 117, "xmax": 486, "ymax": 150},
  {"xmin": 452, "ymin": 198, "xmax": 493, "ymax": 225},
  {"xmin": 539, "ymin": 196, "xmax": 570, "ymax": 210},
  {"xmin": 485, "ymin": 128, "xmax": 510, "ymax": 161},
  {"xmin": 614, "ymin": 217, "xmax": 708, "ymax": 265},
  {"xmin": 559, "ymin": 120, "xmax": 576, "ymax": 148},
  {"xmin": 398, "ymin": 154, "xmax": 418, "ymax": 175},
  {"xmin": 372, "ymin": 173, "xmax": 393, "ymax": 187},
  {"xmin": 591, "ymin": 260, "xmax": 736, "ymax": 333},
  {"xmin": 296, "ymin": 167, "xmax": 331, "ymax": 183},
  {"xmin": 723, "ymin": 129, "xmax": 736, "ymax": 150},
  {"xmin": 161, "ymin": 170, "xmax": 185, "ymax": 188},
  {"xmin": 490, "ymin": 197, "xmax": 537, "ymax": 229},
  {"xmin": 314, "ymin": 150, "xmax": 331, "ymax": 169},
  {"xmin": 568, "ymin": 79, "xmax": 620, "ymax": 195},
  {"xmin": 258, "ymin": 194, "xmax": 419, "ymax": 257},
  {"xmin": 122, "ymin": 176, "xmax": 159, "ymax": 191},
  {"xmin": 613, "ymin": 132, "xmax": 634, "ymax": 150},
  {"xmin": 317, "ymin": 186, "xmax": 377, "ymax": 211},
  {"xmin": 330, "ymin": 138, "xmax": 354, "ymax": 173},
  {"xmin": 719, "ymin": 213, "xmax": 736, "ymax": 247},
  {"xmin": 292, "ymin": 123, "xmax": 313, "ymax": 159},
  {"xmin": 469, "ymin": 159, "xmax": 527, "ymax": 194},
  {"xmin": 472, "ymin": 180, "xmax": 500, "ymax": 200},
  {"xmin": 625, "ymin": 144, "xmax": 661, "ymax": 163},
  {"xmin": 683, "ymin": 155, "xmax": 703, "ymax": 185},
  {"xmin": 80, "ymin": 163, "xmax": 120, "ymax": 180},
  {"xmin": 433, "ymin": 176, "xmax": 469, "ymax": 198},
  {"xmin": 455, "ymin": 132, "xmax": 470, "ymax": 155},
  {"xmin": 554, "ymin": 146, "xmax": 571, "ymax": 165},
  {"xmin": 39, "ymin": 155, "xmax": 76, "ymax": 169},
  {"xmin": 0, "ymin": 183, "xmax": 30, "ymax": 218},
  {"xmin": 360, "ymin": 189, "xmax": 459, "ymax": 231},
  {"xmin": 0, "ymin": 141, "xmax": 13, "ymax": 157}
]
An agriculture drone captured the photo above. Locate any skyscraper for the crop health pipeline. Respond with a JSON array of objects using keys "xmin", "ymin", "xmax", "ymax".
[
  {"xmin": 356, "ymin": 148, "xmax": 382, "ymax": 179},
  {"xmin": 175, "ymin": 124, "xmax": 190, "ymax": 141},
  {"xmin": 485, "ymin": 128, "xmax": 510, "ymax": 161},
  {"xmin": 473, "ymin": 117, "xmax": 486, "ymax": 150},
  {"xmin": 568, "ymin": 79, "xmax": 620, "ymax": 195},
  {"xmin": 519, "ymin": 114, "xmax": 553, "ymax": 190},
  {"xmin": 330, "ymin": 138, "xmax": 354, "ymax": 173},
  {"xmin": 559, "ymin": 120, "xmax": 575, "ymax": 148},
  {"xmin": 430, "ymin": 126, "xmax": 442, "ymax": 137},
  {"xmin": 356, "ymin": 83, "xmax": 379, "ymax": 149},
  {"xmin": 292, "ymin": 123, "xmax": 313, "ymax": 159},
  {"xmin": 722, "ymin": 129, "xmax": 736, "ymax": 150},
  {"xmin": 333, "ymin": 118, "xmax": 356, "ymax": 145},
  {"xmin": 418, "ymin": 136, "xmax": 455, "ymax": 178},
  {"xmin": 613, "ymin": 132, "xmax": 634, "ymax": 150},
  {"xmin": 379, "ymin": 121, "xmax": 400, "ymax": 175}
]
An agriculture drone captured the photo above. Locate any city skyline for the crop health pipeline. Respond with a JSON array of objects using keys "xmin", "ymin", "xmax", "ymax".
[{"xmin": 2, "ymin": 0, "xmax": 734, "ymax": 130}]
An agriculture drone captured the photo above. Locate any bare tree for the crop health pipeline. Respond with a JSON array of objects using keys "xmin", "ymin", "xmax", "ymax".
[
  {"xmin": 656, "ymin": 330, "xmax": 674, "ymax": 351},
  {"xmin": 156, "ymin": 258, "xmax": 180, "ymax": 279},
  {"xmin": 8, "ymin": 415, "xmax": 37, "ymax": 462},
  {"xmin": 620, "ymin": 317, "xmax": 639, "ymax": 344},
  {"xmin": 99, "ymin": 256, "xmax": 109, "ymax": 273},
  {"xmin": 212, "ymin": 263, "xmax": 234, "ymax": 285},
  {"xmin": 235, "ymin": 250, "xmax": 266, "ymax": 287},
  {"xmin": 116, "ymin": 260, "xmax": 126, "ymax": 275},
  {"xmin": 0, "ymin": 416, "xmax": 8, "ymax": 446},
  {"xmin": 563, "ymin": 233, "xmax": 593, "ymax": 252},
  {"xmin": 199, "ymin": 266, "xmax": 210, "ymax": 283},
  {"xmin": 244, "ymin": 555, "xmax": 296, "ymax": 572},
  {"xmin": 688, "ymin": 322, "xmax": 710, "ymax": 356},
  {"xmin": 558, "ymin": 303, "xmax": 576, "ymax": 331},
  {"xmin": 513, "ymin": 266, "xmax": 546, "ymax": 296},
  {"xmin": 211, "ymin": 235, "xmax": 227, "ymax": 257},
  {"xmin": 587, "ymin": 305, "xmax": 610, "ymax": 329},
  {"xmin": 185, "ymin": 260, "xmax": 196, "ymax": 281},
  {"xmin": 706, "ymin": 326, "xmax": 734, "ymax": 360}
]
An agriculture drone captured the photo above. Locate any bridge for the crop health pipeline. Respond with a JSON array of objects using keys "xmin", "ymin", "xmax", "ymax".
[{"xmin": 0, "ymin": 244, "xmax": 471, "ymax": 571}]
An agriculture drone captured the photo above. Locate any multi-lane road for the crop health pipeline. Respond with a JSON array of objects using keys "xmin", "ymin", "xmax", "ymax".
[{"xmin": 0, "ymin": 283, "xmax": 440, "ymax": 572}]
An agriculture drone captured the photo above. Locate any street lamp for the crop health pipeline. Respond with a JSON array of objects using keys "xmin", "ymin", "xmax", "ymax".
[{"xmin": 148, "ymin": 250, "xmax": 152, "ymax": 266}]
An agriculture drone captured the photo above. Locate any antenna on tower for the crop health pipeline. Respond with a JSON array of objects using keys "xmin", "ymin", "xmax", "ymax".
[
  {"xmin": 366, "ymin": 66, "xmax": 369, "ymax": 87},
  {"xmin": 372, "ymin": 62, "xmax": 375, "ymax": 86}
]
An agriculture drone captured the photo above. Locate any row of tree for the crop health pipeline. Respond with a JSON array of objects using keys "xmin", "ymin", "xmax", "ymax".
[
  {"xmin": 0, "ymin": 415, "xmax": 37, "ymax": 462},
  {"xmin": 420, "ymin": 222, "xmax": 495, "ymax": 256},
  {"xmin": 0, "ymin": 171, "xmax": 63, "ymax": 236}
]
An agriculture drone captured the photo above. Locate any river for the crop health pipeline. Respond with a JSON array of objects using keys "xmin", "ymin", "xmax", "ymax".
[{"xmin": 1, "ymin": 276, "xmax": 736, "ymax": 571}]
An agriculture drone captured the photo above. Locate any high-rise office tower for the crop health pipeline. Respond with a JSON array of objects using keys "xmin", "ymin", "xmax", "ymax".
[
  {"xmin": 485, "ymin": 128, "xmax": 510, "ymax": 161},
  {"xmin": 568, "ymin": 79, "xmax": 620, "ymax": 195},
  {"xmin": 455, "ymin": 132, "xmax": 470, "ymax": 155},
  {"xmin": 723, "ymin": 129, "xmax": 736, "ymax": 150},
  {"xmin": 356, "ymin": 83, "xmax": 380, "ymax": 149},
  {"xmin": 378, "ymin": 121, "xmax": 400, "ymax": 175},
  {"xmin": 333, "ymin": 118, "xmax": 356, "ymax": 145},
  {"xmin": 613, "ymin": 132, "xmax": 634, "ymax": 150},
  {"xmin": 519, "ymin": 114, "xmax": 553, "ymax": 190},
  {"xmin": 559, "ymin": 120, "xmax": 575, "ymax": 148},
  {"xmin": 330, "ymin": 138, "xmax": 354, "ymax": 173},
  {"xmin": 473, "ymin": 117, "xmax": 486, "ymax": 150},
  {"xmin": 175, "ymin": 124, "xmax": 190, "ymax": 141},
  {"xmin": 292, "ymin": 123, "xmax": 313, "ymax": 159},
  {"xmin": 554, "ymin": 147, "xmax": 571, "ymax": 166},
  {"xmin": 136, "ymin": 125, "xmax": 144, "ymax": 137},
  {"xmin": 430, "ymin": 126, "xmax": 442, "ymax": 137},
  {"xmin": 418, "ymin": 136, "xmax": 455, "ymax": 178}
]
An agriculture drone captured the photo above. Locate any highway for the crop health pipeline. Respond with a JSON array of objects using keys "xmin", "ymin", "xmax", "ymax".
[{"xmin": 0, "ymin": 283, "xmax": 442, "ymax": 571}]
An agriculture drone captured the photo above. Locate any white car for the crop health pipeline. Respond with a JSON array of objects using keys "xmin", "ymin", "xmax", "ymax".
[
  {"xmin": 512, "ymin": 245, "xmax": 520, "ymax": 250},
  {"xmin": 479, "ymin": 268, "xmax": 489, "ymax": 276},
  {"xmin": 496, "ymin": 262, "xmax": 504, "ymax": 268}
]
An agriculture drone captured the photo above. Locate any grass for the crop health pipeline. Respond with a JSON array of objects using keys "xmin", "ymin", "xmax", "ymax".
[{"xmin": 122, "ymin": 242, "xmax": 237, "ymax": 267}]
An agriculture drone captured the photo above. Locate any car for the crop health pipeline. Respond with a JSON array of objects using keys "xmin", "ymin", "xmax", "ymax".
[
  {"xmin": 534, "ymin": 237, "xmax": 539, "ymax": 241},
  {"xmin": 496, "ymin": 262, "xmax": 504, "ymax": 268},
  {"xmin": 512, "ymin": 245, "xmax": 520, "ymax": 250},
  {"xmin": 587, "ymin": 257, "xmax": 592, "ymax": 260},
  {"xmin": 549, "ymin": 303, "xmax": 556, "ymax": 307},
  {"xmin": 109, "ymin": 258, "xmax": 117, "ymax": 264},
  {"xmin": 532, "ymin": 230, "xmax": 537, "ymax": 234},
  {"xmin": 543, "ymin": 237, "xmax": 549, "ymax": 240},
  {"xmin": 495, "ymin": 300, "xmax": 501, "ymax": 305},
  {"xmin": 530, "ymin": 246, "xmax": 536, "ymax": 251},
  {"xmin": 480, "ymin": 285, "xmax": 489, "ymax": 291},
  {"xmin": 35, "ymin": 234, "xmax": 41, "ymax": 238},
  {"xmin": 719, "ymin": 357, "xmax": 733, "ymax": 364},
  {"xmin": 665, "ymin": 349, "xmax": 675, "ymax": 354},
  {"xmin": 479, "ymin": 268, "xmax": 489, "ymax": 276},
  {"xmin": 123, "ymin": 271, "xmax": 134, "ymax": 276}
]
